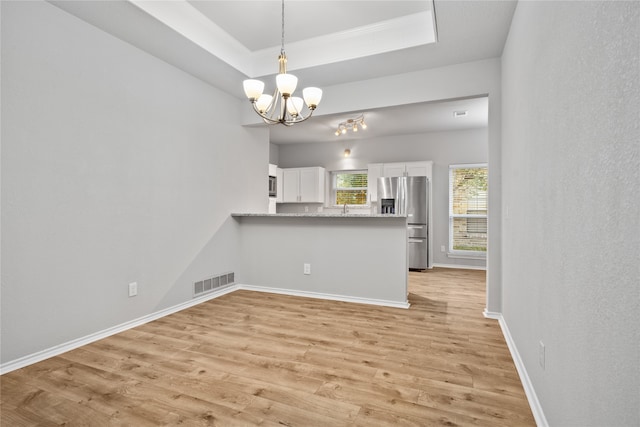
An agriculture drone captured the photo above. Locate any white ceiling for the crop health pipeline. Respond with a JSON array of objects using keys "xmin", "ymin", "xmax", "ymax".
[
  {"xmin": 186, "ymin": 1, "xmax": 430, "ymax": 52},
  {"xmin": 49, "ymin": 0, "xmax": 516, "ymax": 144}
]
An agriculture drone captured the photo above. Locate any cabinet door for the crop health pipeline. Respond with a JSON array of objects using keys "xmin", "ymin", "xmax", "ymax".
[
  {"xmin": 276, "ymin": 168, "xmax": 284, "ymax": 203},
  {"xmin": 406, "ymin": 162, "xmax": 430, "ymax": 177},
  {"xmin": 299, "ymin": 167, "xmax": 324, "ymax": 203},
  {"xmin": 383, "ymin": 163, "xmax": 406, "ymax": 177},
  {"xmin": 282, "ymin": 169, "xmax": 300, "ymax": 203},
  {"xmin": 367, "ymin": 163, "xmax": 383, "ymax": 202}
]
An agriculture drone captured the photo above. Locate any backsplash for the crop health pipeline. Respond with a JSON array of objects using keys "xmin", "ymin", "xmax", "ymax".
[{"xmin": 277, "ymin": 203, "xmax": 377, "ymax": 215}]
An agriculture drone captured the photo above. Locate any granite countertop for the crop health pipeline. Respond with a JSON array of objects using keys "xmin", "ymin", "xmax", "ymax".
[{"xmin": 231, "ymin": 212, "xmax": 406, "ymax": 218}]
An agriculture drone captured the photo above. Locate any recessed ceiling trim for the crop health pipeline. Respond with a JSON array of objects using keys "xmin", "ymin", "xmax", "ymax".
[
  {"xmin": 250, "ymin": 11, "xmax": 436, "ymax": 77},
  {"xmin": 129, "ymin": 0, "xmax": 254, "ymax": 75},
  {"xmin": 128, "ymin": 1, "xmax": 435, "ymax": 79}
]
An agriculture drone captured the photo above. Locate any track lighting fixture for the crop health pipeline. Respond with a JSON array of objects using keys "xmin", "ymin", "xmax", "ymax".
[{"xmin": 334, "ymin": 114, "xmax": 367, "ymax": 136}]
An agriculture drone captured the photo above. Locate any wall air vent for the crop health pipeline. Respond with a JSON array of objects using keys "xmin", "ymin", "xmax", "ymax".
[
  {"xmin": 453, "ymin": 110, "xmax": 468, "ymax": 118},
  {"xmin": 193, "ymin": 272, "xmax": 235, "ymax": 298}
]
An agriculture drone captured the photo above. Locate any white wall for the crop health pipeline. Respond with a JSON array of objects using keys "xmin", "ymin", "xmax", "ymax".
[
  {"xmin": 269, "ymin": 143, "xmax": 280, "ymax": 165},
  {"xmin": 1, "ymin": 1, "xmax": 268, "ymax": 365},
  {"xmin": 236, "ymin": 216, "xmax": 408, "ymax": 305},
  {"xmin": 276, "ymin": 128, "xmax": 488, "ymax": 268},
  {"xmin": 501, "ymin": 1, "xmax": 639, "ymax": 425}
]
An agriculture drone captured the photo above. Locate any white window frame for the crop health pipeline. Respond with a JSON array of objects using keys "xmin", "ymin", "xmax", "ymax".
[
  {"xmin": 448, "ymin": 163, "xmax": 488, "ymax": 257},
  {"xmin": 331, "ymin": 170, "xmax": 369, "ymax": 207}
]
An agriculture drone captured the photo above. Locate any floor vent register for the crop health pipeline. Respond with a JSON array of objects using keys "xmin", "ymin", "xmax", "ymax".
[{"xmin": 193, "ymin": 272, "xmax": 235, "ymax": 297}]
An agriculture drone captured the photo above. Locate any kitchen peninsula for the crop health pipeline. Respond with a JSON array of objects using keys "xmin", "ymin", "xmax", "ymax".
[{"xmin": 232, "ymin": 213, "xmax": 409, "ymax": 308}]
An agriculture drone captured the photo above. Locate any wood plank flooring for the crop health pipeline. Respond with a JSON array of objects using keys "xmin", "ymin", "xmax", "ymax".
[{"xmin": 1, "ymin": 268, "xmax": 535, "ymax": 426}]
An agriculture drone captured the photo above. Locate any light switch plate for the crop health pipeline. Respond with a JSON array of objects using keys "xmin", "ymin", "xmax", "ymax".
[{"xmin": 128, "ymin": 282, "xmax": 138, "ymax": 297}]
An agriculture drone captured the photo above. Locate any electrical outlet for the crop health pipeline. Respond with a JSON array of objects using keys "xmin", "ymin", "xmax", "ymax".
[
  {"xmin": 128, "ymin": 282, "xmax": 138, "ymax": 297},
  {"xmin": 303, "ymin": 263, "xmax": 311, "ymax": 275},
  {"xmin": 441, "ymin": 245, "xmax": 446, "ymax": 253},
  {"xmin": 304, "ymin": 205, "xmax": 309, "ymax": 212},
  {"xmin": 539, "ymin": 341, "xmax": 545, "ymax": 369}
]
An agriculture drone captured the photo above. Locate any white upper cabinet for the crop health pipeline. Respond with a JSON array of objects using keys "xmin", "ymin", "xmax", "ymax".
[
  {"xmin": 406, "ymin": 162, "xmax": 431, "ymax": 177},
  {"xmin": 367, "ymin": 163, "xmax": 383, "ymax": 202},
  {"xmin": 281, "ymin": 167, "xmax": 325, "ymax": 203},
  {"xmin": 282, "ymin": 169, "xmax": 300, "ymax": 203},
  {"xmin": 276, "ymin": 167, "xmax": 283, "ymax": 203},
  {"xmin": 382, "ymin": 163, "xmax": 407, "ymax": 177},
  {"xmin": 299, "ymin": 168, "xmax": 324, "ymax": 202},
  {"xmin": 381, "ymin": 161, "xmax": 431, "ymax": 178}
]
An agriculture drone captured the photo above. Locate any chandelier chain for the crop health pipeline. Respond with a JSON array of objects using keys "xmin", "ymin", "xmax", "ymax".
[
  {"xmin": 281, "ymin": 0, "xmax": 285, "ymax": 55},
  {"xmin": 241, "ymin": 0, "xmax": 322, "ymax": 126}
]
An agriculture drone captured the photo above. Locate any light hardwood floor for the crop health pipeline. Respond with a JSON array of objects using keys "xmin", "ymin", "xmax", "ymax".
[{"xmin": 1, "ymin": 268, "xmax": 535, "ymax": 426}]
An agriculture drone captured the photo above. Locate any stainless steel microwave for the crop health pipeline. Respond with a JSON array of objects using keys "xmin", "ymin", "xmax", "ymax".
[{"xmin": 268, "ymin": 175, "xmax": 277, "ymax": 197}]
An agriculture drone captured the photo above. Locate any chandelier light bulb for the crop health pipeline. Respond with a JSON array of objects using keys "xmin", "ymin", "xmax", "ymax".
[
  {"xmin": 255, "ymin": 94, "xmax": 273, "ymax": 113},
  {"xmin": 361, "ymin": 122, "xmax": 367, "ymax": 129},
  {"xmin": 353, "ymin": 124, "xmax": 358, "ymax": 132},
  {"xmin": 287, "ymin": 97, "xmax": 304, "ymax": 116},
  {"xmin": 303, "ymin": 87, "xmax": 323, "ymax": 109},
  {"xmin": 243, "ymin": 79, "xmax": 264, "ymax": 101},
  {"xmin": 276, "ymin": 73, "xmax": 298, "ymax": 97}
]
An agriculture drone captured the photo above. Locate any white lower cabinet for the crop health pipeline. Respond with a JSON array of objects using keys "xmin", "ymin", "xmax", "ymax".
[{"xmin": 282, "ymin": 167, "xmax": 325, "ymax": 203}]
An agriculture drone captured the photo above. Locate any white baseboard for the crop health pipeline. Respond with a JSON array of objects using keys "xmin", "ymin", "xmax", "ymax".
[
  {"xmin": 0, "ymin": 285, "xmax": 239, "ymax": 375},
  {"xmin": 483, "ymin": 309, "xmax": 501, "ymax": 319},
  {"xmin": 432, "ymin": 263, "xmax": 486, "ymax": 271},
  {"xmin": 492, "ymin": 313, "xmax": 548, "ymax": 427},
  {"xmin": 238, "ymin": 284, "xmax": 410, "ymax": 309},
  {"xmin": 0, "ymin": 283, "xmax": 409, "ymax": 374}
]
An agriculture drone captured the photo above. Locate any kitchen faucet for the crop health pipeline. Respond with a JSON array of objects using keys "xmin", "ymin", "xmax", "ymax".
[{"xmin": 343, "ymin": 203, "xmax": 348, "ymax": 214}]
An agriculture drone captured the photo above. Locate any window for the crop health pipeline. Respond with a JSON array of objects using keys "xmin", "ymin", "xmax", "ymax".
[
  {"xmin": 449, "ymin": 164, "xmax": 488, "ymax": 254},
  {"xmin": 333, "ymin": 170, "xmax": 368, "ymax": 206}
]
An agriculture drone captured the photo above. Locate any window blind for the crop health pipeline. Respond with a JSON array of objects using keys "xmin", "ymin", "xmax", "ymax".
[
  {"xmin": 333, "ymin": 170, "xmax": 368, "ymax": 205},
  {"xmin": 449, "ymin": 165, "xmax": 488, "ymax": 253}
]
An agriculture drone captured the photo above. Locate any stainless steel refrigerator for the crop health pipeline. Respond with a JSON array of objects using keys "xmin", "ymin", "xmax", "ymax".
[{"xmin": 378, "ymin": 176, "xmax": 429, "ymax": 270}]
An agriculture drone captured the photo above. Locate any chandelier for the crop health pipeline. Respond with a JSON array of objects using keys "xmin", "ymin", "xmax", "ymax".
[
  {"xmin": 242, "ymin": 0, "xmax": 322, "ymax": 126},
  {"xmin": 334, "ymin": 114, "xmax": 367, "ymax": 136}
]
